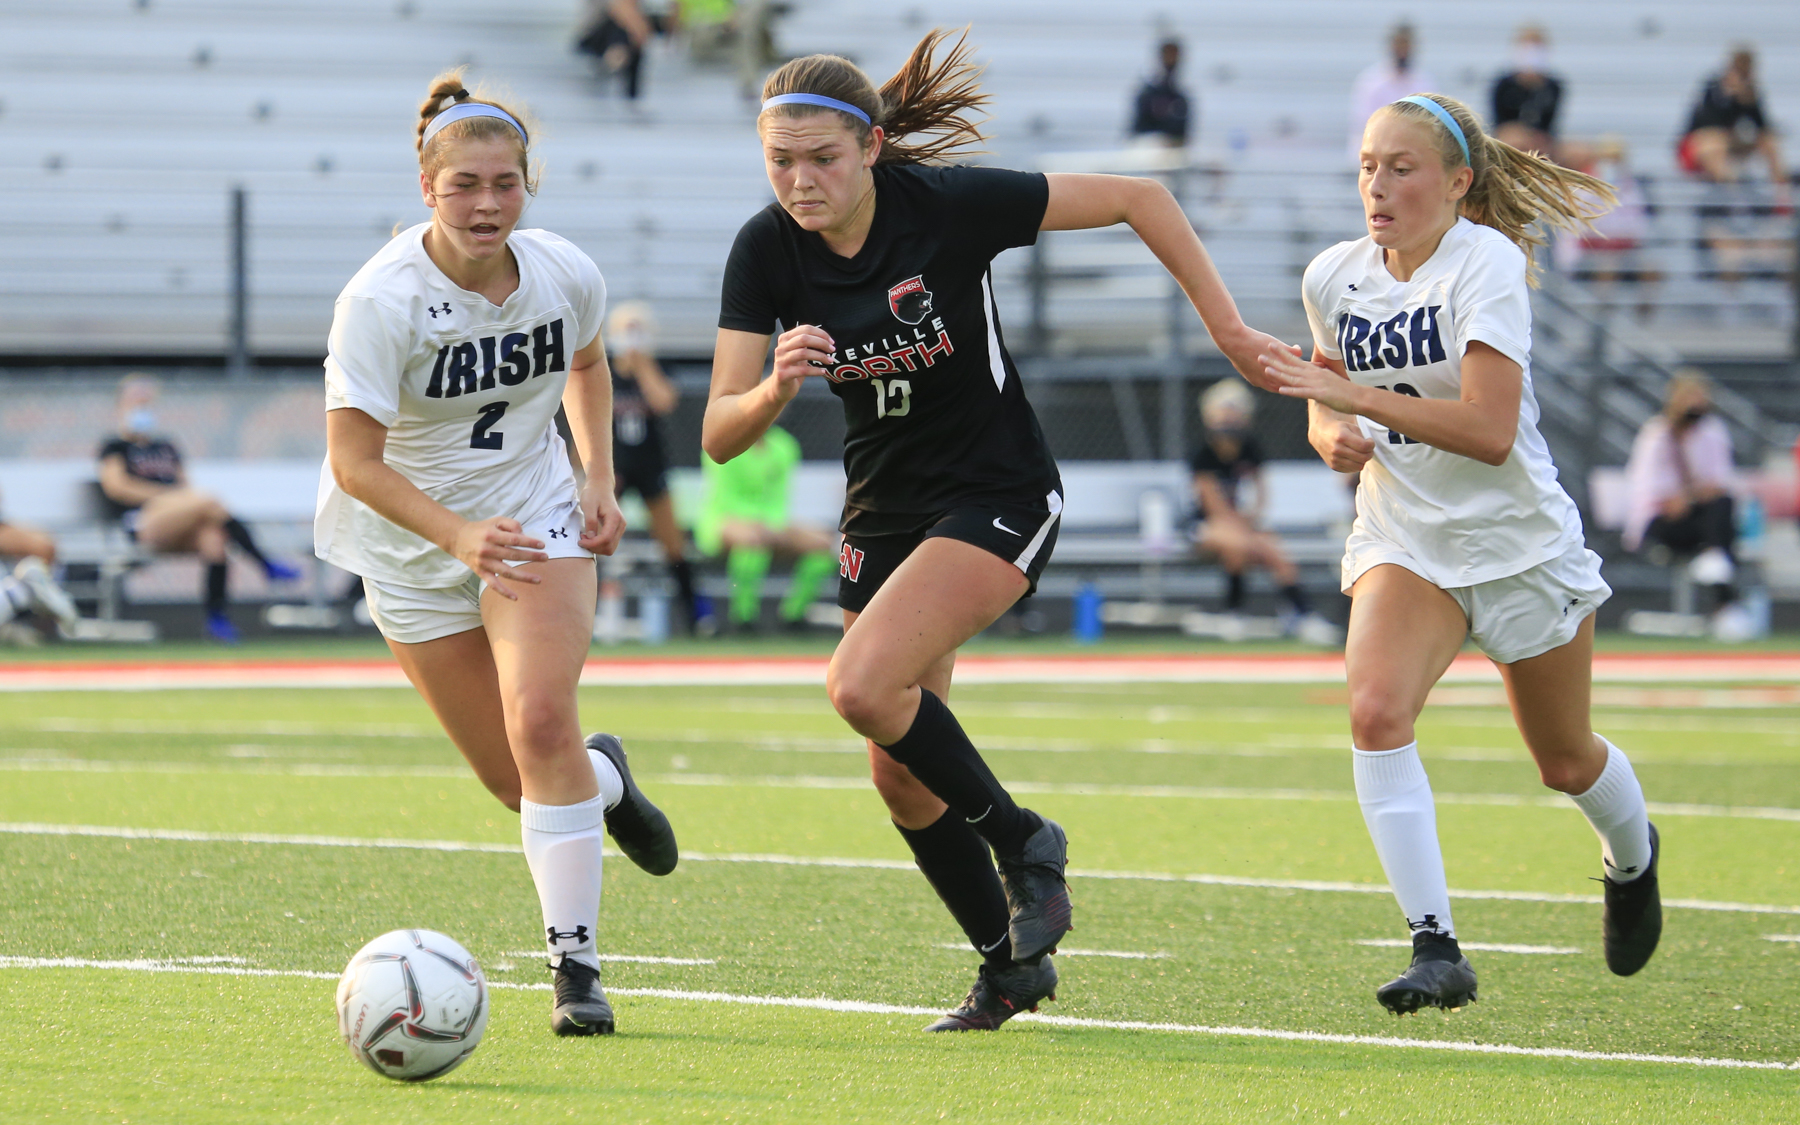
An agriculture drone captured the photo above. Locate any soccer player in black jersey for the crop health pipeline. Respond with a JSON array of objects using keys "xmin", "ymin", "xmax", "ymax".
[{"xmin": 703, "ymin": 30, "xmax": 1287, "ymax": 1032}]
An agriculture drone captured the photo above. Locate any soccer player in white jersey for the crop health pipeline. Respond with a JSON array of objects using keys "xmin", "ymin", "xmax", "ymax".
[
  {"xmin": 1259, "ymin": 94, "xmax": 1663, "ymax": 1014},
  {"xmin": 316, "ymin": 72, "xmax": 678, "ymax": 1037}
]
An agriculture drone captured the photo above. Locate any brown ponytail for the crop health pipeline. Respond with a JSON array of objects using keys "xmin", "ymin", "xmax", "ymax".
[
  {"xmin": 758, "ymin": 28, "xmax": 989, "ymax": 165},
  {"xmin": 1382, "ymin": 93, "xmax": 1615, "ymax": 283},
  {"xmin": 416, "ymin": 67, "xmax": 538, "ymax": 192}
]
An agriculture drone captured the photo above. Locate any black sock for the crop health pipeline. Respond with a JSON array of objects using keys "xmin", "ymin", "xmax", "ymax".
[
  {"xmin": 895, "ymin": 810, "xmax": 1013, "ymax": 968},
  {"xmin": 1226, "ymin": 571, "xmax": 1246, "ymax": 611},
  {"xmin": 669, "ymin": 558, "xmax": 698, "ymax": 620},
  {"xmin": 223, "ymin": 518, "xmax": 269, "ymax": 568},
  {"xmin": 1412, "ymin": 929, "xmax": 1462, "ymax": 964},
  {"xmin": 1281, "ymin": 583, "xmax": 1311, "ymax": 614},
  {"xmin": 205, "ymin": 563, "xmax": 229, "ymax": 615},
  {"xmin": 877, "ymin": 689, "xmax": 1040, "ymax": 856}
]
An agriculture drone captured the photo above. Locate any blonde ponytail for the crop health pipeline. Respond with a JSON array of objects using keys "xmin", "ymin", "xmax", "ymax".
[{"xmin": 1383, "ymin": 93, "xmax": 1615, "ymax": 283}]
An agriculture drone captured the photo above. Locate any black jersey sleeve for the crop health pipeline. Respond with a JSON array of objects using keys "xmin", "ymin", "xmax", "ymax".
[
  {"xmin": 937, "ymin": 165, "xmax": 1050, "ymax": 257},
  {"xmin": 718, "ymin": 209, "xmax": 787, "ymax": 335}
]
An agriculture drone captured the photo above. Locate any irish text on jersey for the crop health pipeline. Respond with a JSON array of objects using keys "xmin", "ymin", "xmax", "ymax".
[
  {"xmin": 887, "ymin": 275, "xmax": 934, "ymax": 325},
  {"xmin": 1336, "ymin": 307, "xmax": 1446, "ymax": 373},
  {"xmin": 424, "ymin": 319, "xmax": 566, "ymax": 398},
  {"xmin": 823, "ymin": 317, "xmax": 953, "ymax": 384}
]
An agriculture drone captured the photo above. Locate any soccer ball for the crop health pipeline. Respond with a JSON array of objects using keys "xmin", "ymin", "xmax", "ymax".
[{"xmin": 336, "ymin": 929, "xmax": 489, "ymax": 1082}]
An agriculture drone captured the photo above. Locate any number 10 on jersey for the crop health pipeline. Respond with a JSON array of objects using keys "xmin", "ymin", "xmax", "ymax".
[{"xmin": 871, "ymin": 378, "xmax": 911, "ymax": 420}]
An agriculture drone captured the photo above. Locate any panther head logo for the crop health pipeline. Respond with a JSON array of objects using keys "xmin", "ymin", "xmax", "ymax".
[{"xmin": 887, "ymin": 275, "xmax": 934, "ymax": 325}]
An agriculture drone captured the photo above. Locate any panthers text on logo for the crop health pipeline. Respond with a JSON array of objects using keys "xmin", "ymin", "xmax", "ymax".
[
  {"xmin": 424, "ymin": 318, "xmax": 565, "ymax": 398},
  {"xmin": 838, "ymin": 543, "xmax": 865, "ymax": 582},
  {"xmin": 887, "ymin": 275, "xmax": 934, "ymax": 325}
]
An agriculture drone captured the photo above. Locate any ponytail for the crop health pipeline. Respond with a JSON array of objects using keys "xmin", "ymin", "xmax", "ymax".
[
  {"xmin": 1382, "ymin": 93, "xmax": 1615, "ymax": 283},
  {"xmin": 415, "ymin": 67, "xmax": 538, "ymax": 192},
  {"xmin": 759, "ymin": 28, "xmax": 989, "ymax": 165}
]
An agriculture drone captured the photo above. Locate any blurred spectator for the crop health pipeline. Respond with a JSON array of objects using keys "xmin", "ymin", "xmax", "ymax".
[
  {"xmin": 1623, "ymin": 370, "xmax": 1750, "ymax": 637},
  {"xmin": 1679, "ymin": 47, "xmax": 1793, "ymax": 286},
  {"xmin": 1129, "ymin": 37, "xmax": 1191, "ymax": 148},
  {"xmin": 1188, "ymin": 380, "xmax": 1338, "ymax": 644},
  {"xmin": 96, "ymin": 375, "xmax": 299, "ymax": 643},
  {"xmin": 575, "ymin": 0, "xmax": 679, "ymax": 102},
  {"xmin": 0, "ymin": 490, "xmax": 56, "ymax": 567},
  {"xmin": 1490, "ymin": 23, "xmax": 1562, "ymax": 158},
  {"xmin": 0, "ymin": 489, "xmax": 78, "ymax": 642},
  {"xmin": 695, "ymin": 424, "xmax": 835, "ymax": 633},
  {"xmin": 1348, "ymin": 21, "xmax": 1438, "ymax": 160},
  {"xmin": 607, "ymin": 301, "xmax": 705, "ymax": 632},
  {"xmin": 684, "ymin": 0, "xmax": 781, "ymax": 100},
  {"xmin": 1554, "ymin": 137, "xmax": 1661, "ymax": 317}
]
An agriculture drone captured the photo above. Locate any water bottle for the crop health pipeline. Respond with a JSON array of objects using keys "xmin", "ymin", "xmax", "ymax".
[
  {"xmin": 1072, "ymin": 581, "xmax": 1103, "ymax": 645},
  {"xmin": 638, "ymin": 590, "xmax": 669, "ymax": 646},
  {"xmin": 1738, "ymin": 494, "xmax": 1765, "ymax": 559}
]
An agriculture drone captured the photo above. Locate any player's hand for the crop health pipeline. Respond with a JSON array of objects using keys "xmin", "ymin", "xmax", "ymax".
[
  {"xmin": 1222, "ymin": 327, "xmax": 1299, "ymax": 392},
  {"xmin": 1308, "ymin": 413, "xmax": 1376, "ymax": 473},
  {"xmin": 580, "ymin": 478, "xmax": 627, "ymax": 557},
  {"xmin": 770, "ymin": 324, "xmax": 835, "ymax": 404},
  {"xmin": 453, "ymin": 517, "xmax": 547, "ymax": 600},
  {"xmin": 1264, "ymin": 341, "xmax": 1366, "ymax": 416}
]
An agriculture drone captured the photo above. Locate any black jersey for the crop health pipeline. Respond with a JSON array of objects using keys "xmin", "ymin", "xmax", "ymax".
[
  {"xmin": 719, "ymin": 163, "xmax": 1060, "ymax": 536},
  {"xmin": 611, "ymin": 369, "xmax": 666, "ymax": 469},
  {"xmin": 1189, "ymin": 434, "xmax": 1264, "ymax": 514},
  {"xmin": 97, "ymin": 435, "xmax": 182, "ymax": 517}
]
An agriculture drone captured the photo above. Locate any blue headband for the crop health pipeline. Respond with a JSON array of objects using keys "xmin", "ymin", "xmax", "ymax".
[
  {"xmin": 1395, "ymin": 95, "xmax": 1469, "ymax": 165},
  {"xmin": 421, "ymin": 102, "xmax": 529, "ymax": 148},
  {"xmin": 760, "ymin": 93, "xmax": 872, "ymax": 126}
]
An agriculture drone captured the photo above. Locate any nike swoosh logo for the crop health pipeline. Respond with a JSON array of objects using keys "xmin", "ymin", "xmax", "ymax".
[
  {"xmin": 979, "ymin": 935, "xmax": 1008, "ymax": 953},
  {"xmin": 992, "ymin": 518, "xmax": 1020, "ymax": 536}
]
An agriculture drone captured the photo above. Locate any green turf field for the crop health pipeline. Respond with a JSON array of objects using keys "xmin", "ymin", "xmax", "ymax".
[{"xmin": 3, "ymin": 669, "xmax": 1798, "ymax": 1122}]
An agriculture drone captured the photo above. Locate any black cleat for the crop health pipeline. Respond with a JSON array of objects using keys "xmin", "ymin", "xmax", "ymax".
[
  {"xmin": 586, "ymin": 733, "xmax": 679, "ymax": 876},
  {"xmin": 1375, "ymin": 933, "xmax": 1478, "ymax": 1015},
  {"xmin": 549, "ymin": 956, "xmax": 615, "ymax": 1036},
  {"xmin": 995, "ymin": 816, "xmax": 1073, "ymax": 965},
  {"xmin": 924, "ymin": 956, "xmax": 1059, "ymax": 1032},
  {"xmin": 1602, "ymin": 821, "xmax": 1662, "ymax": 976}
]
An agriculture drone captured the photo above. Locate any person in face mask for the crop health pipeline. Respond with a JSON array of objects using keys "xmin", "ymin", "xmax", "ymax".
[
  {"xmin": 96, "ymin": 374, "xmax": 301, "ymax": 642},
  {"xmin": 1491, "ymin": 24, "xmax": 1562, "ymax": 160},
  {"xmin": 1622, "ymin": 369, "xmax": 1747, "ymax": 637},
  {"xmin": 1189, "ymin": 379, "xmax": 1336, "ymax": 640}
]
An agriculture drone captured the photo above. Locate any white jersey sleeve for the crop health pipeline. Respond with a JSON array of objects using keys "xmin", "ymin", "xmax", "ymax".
[
  {"xmin": 1302, "ymin": 245, "xmax": 1355, "ymax": 361},
  {"xmin": 324, "ymin": 296, "xmax": 414, "ymax": 427},
  {"xmin": 1450, "ymin": 238, "xmax": 1532, "ymax": 371}
]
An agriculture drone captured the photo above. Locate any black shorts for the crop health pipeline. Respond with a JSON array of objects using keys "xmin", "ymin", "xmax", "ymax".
[
  {"xmin": 613, "ymin": 453, "xmax": 668, "ymax": 502},
  {"xmin": 836, "ymin": 491, "xmax": 1063, "ymax": 613}
]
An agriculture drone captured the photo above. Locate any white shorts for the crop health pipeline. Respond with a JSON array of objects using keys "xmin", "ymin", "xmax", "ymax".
[
  {"xmin": 1347, "ymin": 539, "xmax": 1612, "ymax": 665},
  {"xmin": 362, "ymin": 498, "xmax": 593, "ymax": 645}
]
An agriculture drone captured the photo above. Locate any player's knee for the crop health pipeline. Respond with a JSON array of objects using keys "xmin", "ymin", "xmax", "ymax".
[
  {"xmin": 1533, "ymin": 751, "xmax": 1601, "ymax": 795},
  {"xmin": 505, "ymin": 698, "xmax": 573, "ymax": 763},
  {"xmin": 1348, "ymin": 688, "xmax": 1413, "ymax": 750},
  {"xmin": 826, "ymin": 664, "xmax": 895, "ymax": 735}
]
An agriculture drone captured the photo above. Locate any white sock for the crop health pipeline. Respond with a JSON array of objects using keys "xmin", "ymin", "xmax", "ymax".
[
  {"xmin": 520, "ymin": 795, "xmax": 607, "ymax": 970},
  {"xmin": 0, "ymin": 577, "xmax": 27, "ymax": 622},
  {"xmin": 1569, "ymin": 738, "xmax": 1652, "ymax": 882},
  {"xmin": 1353, "ymin": 742, "xmax": 1455, "ymax": 939},
  {"xmin": 586, "ymin": 747, "xmax": 625, "ymax": 811}
]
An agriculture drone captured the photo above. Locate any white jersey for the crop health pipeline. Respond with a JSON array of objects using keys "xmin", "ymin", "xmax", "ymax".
[
  {"xmin": 315, "ymin": 224, "xmax": 606, "ymax": 587},
  {"xmin": 1302, "ymin": 218, "xmax": 1582, "ymax": 589}
]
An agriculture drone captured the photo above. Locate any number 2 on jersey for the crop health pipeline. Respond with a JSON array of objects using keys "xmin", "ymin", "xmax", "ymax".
[
  {"xmin": 470, "ymin": 401, "xmax": 508, "ymax": 449},
  {"xmin": 1376, "ymin": 383, "xmax": 1421, "ymax": 445},
  {"xmin": 870, "ymin": 378, "xmax": 911, "ymax": 420}
]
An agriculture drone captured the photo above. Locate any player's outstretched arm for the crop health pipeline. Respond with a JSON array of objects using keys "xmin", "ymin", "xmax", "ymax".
[
  {"xmin": 702, "ymin": 326, "xmax": 829, "ymax": 462},
  {"xmin": 1041, "ymin": 172, "xmax": 1291, "ymax": 390},
  {"xmin": 1267, "ymin": 341, "xmax": 1521, "ymax": 467},
  {"xmin": 563, "ymin": 332, "xmax": 627, "ymax": 556},
  {"xmin": 327, "ymin": 407, "xmax": 549, "ymax": 598}
]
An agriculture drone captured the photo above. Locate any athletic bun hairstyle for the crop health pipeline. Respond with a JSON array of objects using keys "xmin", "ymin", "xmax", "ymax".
[
  {"xmin": 758, "ymin": 28, "xmax": 989, "ymax": 165},
  {"xmin": 1381, "ymin": 93, "xmax": 1615, "ymax": 283},
  {"xmin": 416, "ymin": 67, "xmax": 538, "ymax": 193}
]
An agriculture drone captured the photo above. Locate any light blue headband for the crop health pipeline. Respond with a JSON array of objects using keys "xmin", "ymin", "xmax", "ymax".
[
  {"xmin": 1395, "ymin": 95, "xmax": 1469, "ymax": 165},
  {"xmin": 760, "ymin": 93, "xmax": 872, "ymax": 126},
  {"xmin": 422, "ymin": 102, "xmax": 529, "ymax": 147}
]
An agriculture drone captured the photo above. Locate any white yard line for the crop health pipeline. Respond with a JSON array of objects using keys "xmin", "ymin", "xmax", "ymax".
[
  {"xmin": 0, "ymin": 956, "xmax": 1790, "ymax": 1071},
  {"xmin": 498, "ymin": 951, "xmax": 715, "ymax": 965},
  {"xmin": 1763, "ymin": 935, "xmax": 1800, "ymax": 943},
  {"xmin": 1353, "ymin": 939, "xmax": 1582, "ymax": 955},
  {"xmin": 3, "ymin": 820, "xmax": 1797, "ymax": 917}
]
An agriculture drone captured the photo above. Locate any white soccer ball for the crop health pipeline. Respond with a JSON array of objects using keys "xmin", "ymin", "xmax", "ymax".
[{"xmin": 336, "ymin": 929, "xmax": 489, "ymax": 1082}]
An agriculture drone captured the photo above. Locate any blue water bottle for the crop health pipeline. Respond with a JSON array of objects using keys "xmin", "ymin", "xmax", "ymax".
[{"xmin": 1072, "ymin": 581, "xmax": 1103, "ymax": 645}]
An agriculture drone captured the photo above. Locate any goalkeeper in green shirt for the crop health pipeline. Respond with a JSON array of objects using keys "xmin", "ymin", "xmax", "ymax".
[{"xmin": 696, "ymin": 425, "xmax": 837, "ymax": 631}]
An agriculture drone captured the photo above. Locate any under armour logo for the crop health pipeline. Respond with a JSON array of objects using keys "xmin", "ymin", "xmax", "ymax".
[
  {"xmin": 1408, "ymin": 914, "xmax": 1446, "ymax": 934},
  {"xmin": 1346, "ymin": 283, "xmax": 1358, "ymax": 291},
  {"xmin": 547, "ymin": 925, "xmax": 590, "ymax": 945},
  {"xmin": 1563, "ymin": 597, "xmax": 1581, "ymax": 617},
  {"xmin": 547, "ymin": 527, "xmax": 569, "ymax": 539},
  {"xmin": 427, "ymin": 301, "xmax": 452, "ymax": 319}
]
